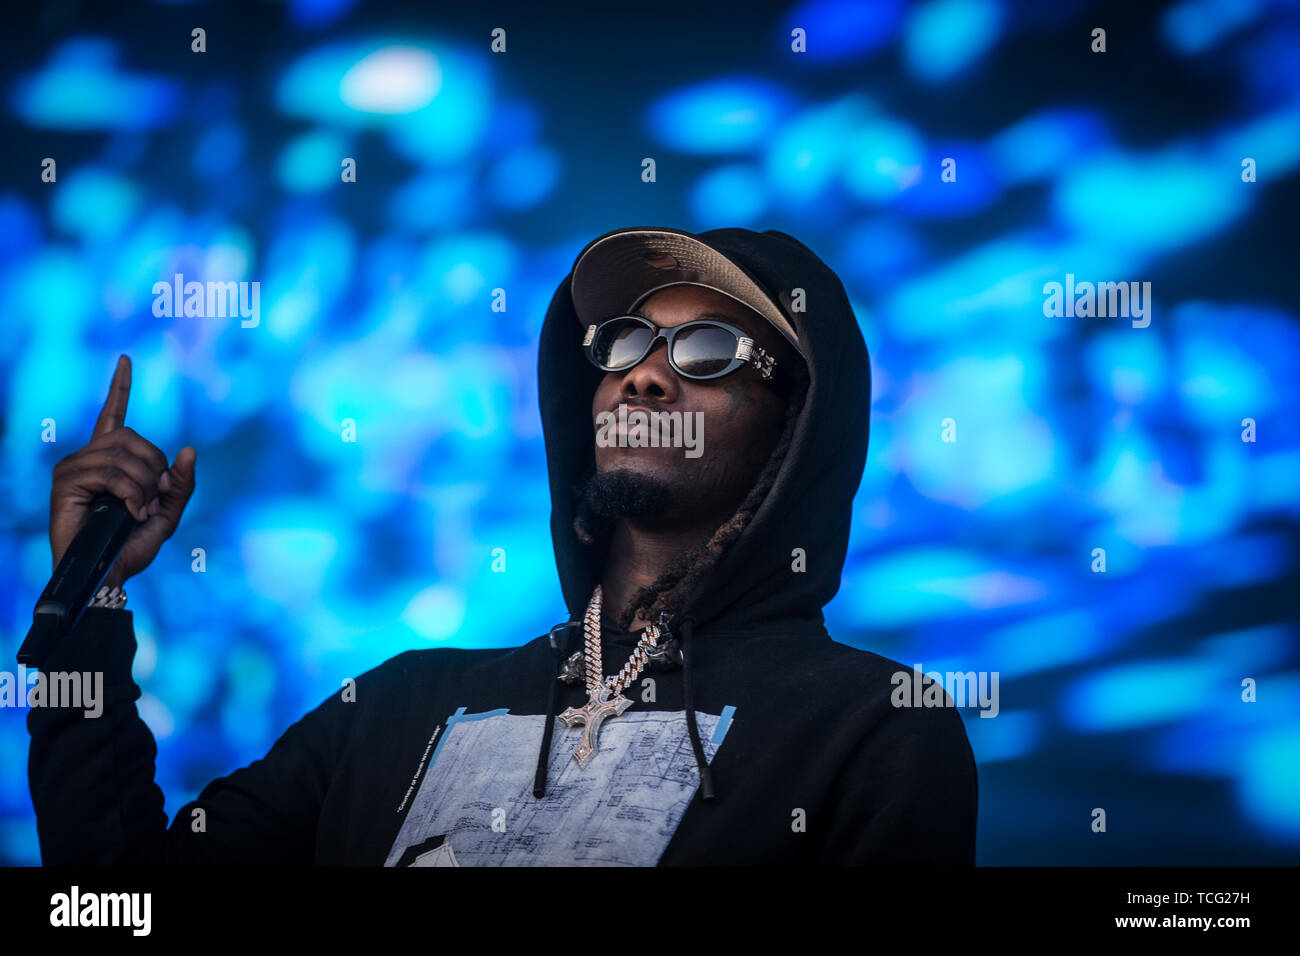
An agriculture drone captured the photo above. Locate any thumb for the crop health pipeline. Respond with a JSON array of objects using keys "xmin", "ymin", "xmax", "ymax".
[
  {"xmin": 174, "ymin": 445, "xmax": 197, "ymax": 481},
  {"xmin": 160, "ymin": 446, "xmax": 197, "ymax": 520}
]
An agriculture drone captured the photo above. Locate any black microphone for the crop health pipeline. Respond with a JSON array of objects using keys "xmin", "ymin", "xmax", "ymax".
[{"xmin": 16, "ymin": 494, "xmax": 139, "ymax": 668}]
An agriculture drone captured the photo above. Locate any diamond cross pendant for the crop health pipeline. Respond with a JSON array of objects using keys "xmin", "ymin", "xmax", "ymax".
[{"xmin": 558, "ymin": 682, "xmax": 632, "ymax": 768}]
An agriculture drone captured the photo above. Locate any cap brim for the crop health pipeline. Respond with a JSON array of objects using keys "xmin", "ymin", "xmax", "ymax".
[{"xmin": 570, "ymin": 228, "xmax": 801, "ymax": 354}]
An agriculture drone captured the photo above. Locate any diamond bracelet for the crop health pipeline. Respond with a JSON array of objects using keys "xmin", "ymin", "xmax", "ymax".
[{"xmin": 88, "ymin": 585, "xmax": 128, "ymax": 610}]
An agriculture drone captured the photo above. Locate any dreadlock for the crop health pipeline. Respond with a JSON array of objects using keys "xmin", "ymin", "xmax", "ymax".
[{"xmin": 572, "ymin": 362, "xmax": 810, "ymax": 631}]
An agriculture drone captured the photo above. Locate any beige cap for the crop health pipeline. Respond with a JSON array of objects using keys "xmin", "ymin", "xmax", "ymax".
[{"xmin": 570, "ymin": 228, "xmax": 802, "ymax": 354}]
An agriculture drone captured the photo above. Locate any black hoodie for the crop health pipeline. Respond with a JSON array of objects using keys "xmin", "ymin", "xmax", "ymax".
[{"xmin": 25, "ymin": 226, "xmax": 978, "ymax": 866}]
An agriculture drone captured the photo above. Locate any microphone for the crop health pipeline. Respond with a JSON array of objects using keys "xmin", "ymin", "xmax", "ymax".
[{"xmin": 17, "ymin": 494, "xmax": 138, "ymax": 668}]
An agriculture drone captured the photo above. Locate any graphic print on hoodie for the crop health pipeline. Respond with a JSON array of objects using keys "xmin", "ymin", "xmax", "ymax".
[
  {"xmin": 383, "ymin": 703, "xmax": 737, "ymax": 866},
  {"xmin": 25, "ymin": 226, "xmax": 978, "ymax": 867}
]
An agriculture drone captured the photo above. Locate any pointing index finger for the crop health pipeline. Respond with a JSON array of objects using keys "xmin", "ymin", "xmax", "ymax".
[{"xmin": 92, "ymin": 354, "xmax": 131, "ymax": 439}]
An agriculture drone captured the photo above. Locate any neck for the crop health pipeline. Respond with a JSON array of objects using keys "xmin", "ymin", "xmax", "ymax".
[{"xmin": 600, "ymin": 518, "xmax": 715, "ymax": 631}]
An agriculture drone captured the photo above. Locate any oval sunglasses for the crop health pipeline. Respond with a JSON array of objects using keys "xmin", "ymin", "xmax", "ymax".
[{"xmin": 583, "ymin": 314, "xmax": 778, "ymax": 381}]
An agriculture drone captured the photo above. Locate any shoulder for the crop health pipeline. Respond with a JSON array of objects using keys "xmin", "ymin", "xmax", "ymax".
[
  {"xmin": 780, "ymin": 637, "xmax": 926, "ymax": 700},
  {"xmin": 297, "ymin": 637, "xmax": 551, "ymax": 734},
  {"xmin": 801, "ymin": 639, "xmax": 977, "ymax": 753},
  {"xmin": 349, "ymin": 636, "xmax": 551, "ymax": 692}
]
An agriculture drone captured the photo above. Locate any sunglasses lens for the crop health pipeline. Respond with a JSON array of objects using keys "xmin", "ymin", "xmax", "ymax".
[
  {"xmin": 672, "ymin": 324, "xmax": 736, "ymax": 378},
  {"xmin": 594, "ymin": 319, "xmax": 653, "ymax": 369}
]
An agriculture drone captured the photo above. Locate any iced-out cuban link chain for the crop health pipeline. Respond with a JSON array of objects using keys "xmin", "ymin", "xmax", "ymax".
[
  {"xmin": 583, "ymin": 585, "xmax": 604, "ymax": 696},
  {"xmin": 606, "ymin": 624, "xmax": 660, "ymax": 697},
  {"xmin": 583, "ymin": 585, "xmax": 661, "ymax": 698}
]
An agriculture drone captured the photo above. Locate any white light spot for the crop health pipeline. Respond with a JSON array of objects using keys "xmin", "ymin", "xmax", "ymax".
[{"xmin": 340, "ymin": 46, "xmax": 441, "ymax": 114}]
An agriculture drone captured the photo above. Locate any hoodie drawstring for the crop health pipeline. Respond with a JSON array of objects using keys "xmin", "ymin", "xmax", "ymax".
[
  {"xmin": 679, "ymin": 616, "xmax": 716, "ymax": 802},
  {"xmin": 533, "ymin": 615, "xmax": 716, "ymax": 803},
  {"xmin": 534, "ymin": 621, "xmax": 578, "ymax": 798}
]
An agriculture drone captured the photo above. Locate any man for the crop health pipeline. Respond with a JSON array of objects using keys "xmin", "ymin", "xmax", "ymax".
[{"xmin": 29, "ymin": 226, "xmax": 978, "ymax": 866}]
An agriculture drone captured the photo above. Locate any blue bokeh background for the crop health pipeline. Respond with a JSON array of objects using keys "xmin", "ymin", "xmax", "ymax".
[{"xmin": 1, "ymin": 0, "xmax": 1298, "ymax": 865}]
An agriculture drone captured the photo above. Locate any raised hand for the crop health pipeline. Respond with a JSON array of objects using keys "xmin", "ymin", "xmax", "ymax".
[{"xmin": 49, "ymin": 355, "xmax": 197, "ymax": 590}]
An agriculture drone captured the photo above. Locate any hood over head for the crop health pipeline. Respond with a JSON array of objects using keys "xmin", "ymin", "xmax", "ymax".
[
  {"xmin": 538, "ymin": 225, "xmax": 871, "ymax": 636},
  {"xmin": 531, "ymin": 225, "xmax": 871, "ymax": 801}
]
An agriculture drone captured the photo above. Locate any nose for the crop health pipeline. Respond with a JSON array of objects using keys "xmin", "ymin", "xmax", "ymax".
[{"xmin": 619, "ymin": 338, "xmax": 680, "ymax": 403}]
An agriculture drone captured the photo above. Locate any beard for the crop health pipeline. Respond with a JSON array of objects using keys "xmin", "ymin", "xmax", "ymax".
[{"xmin": 578, "ymin": 467, "xmax": 675, "ymax": 521}]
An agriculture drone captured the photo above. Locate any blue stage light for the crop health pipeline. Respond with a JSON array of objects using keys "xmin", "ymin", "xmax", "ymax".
[
  {"xmin": 13, "ymin": 38, "xmax": 179, "ymax": 129},
  {"xmin": 783, "ymin": 0, "xmax": 905, "ymax": 61},
  {"xmin": 904, "ymin": 0, "xmax": 1004, "ymax": 82},
  {"xmin": 648, "ymin": 78, "xmax": 795, "ymax": 154}
]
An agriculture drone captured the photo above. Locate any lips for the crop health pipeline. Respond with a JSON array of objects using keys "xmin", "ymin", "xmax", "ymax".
[
  {"xmin": 608, "ymin": 400, "xmax": 665, "ymax": 417},
  {"xmin": 613, "ymin": 420, "xmax": 647, "ymax": 439},
  {"xmin": 594, "ymin": 401, "xmax": 672, "ymax": 448}
]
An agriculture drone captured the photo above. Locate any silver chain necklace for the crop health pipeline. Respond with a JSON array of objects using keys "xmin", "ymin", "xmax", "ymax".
[{"xmin": 557, "ymin": 585, "xmax": 660, "ymax": 767}]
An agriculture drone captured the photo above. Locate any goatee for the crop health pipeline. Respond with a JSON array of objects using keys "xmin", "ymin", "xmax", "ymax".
[{"xmin": 579, "ymin": 468, "xmax": 674, "ymax": 521}]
